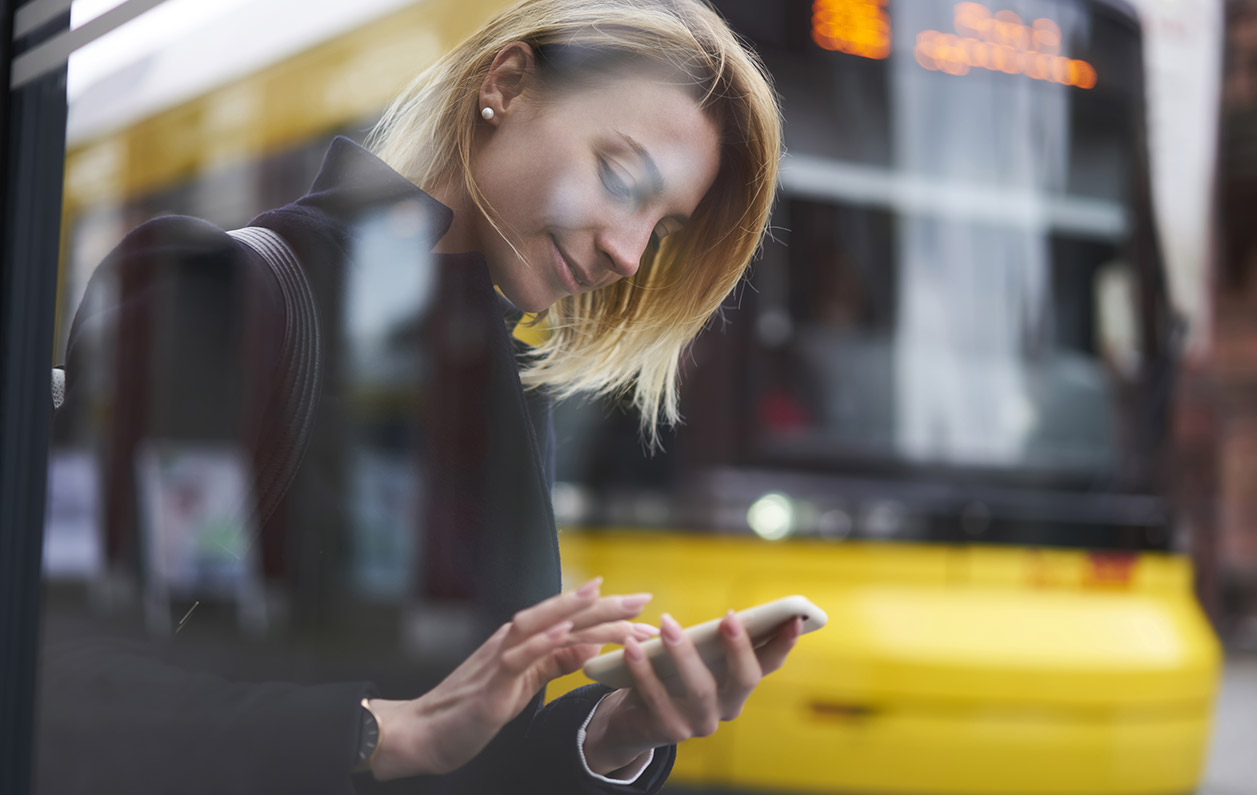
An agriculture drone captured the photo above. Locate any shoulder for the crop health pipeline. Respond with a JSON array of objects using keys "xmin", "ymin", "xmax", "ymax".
[
  {"xmin": 108, "ymin": 214, "xmax": 239, "ymax": 267},
  {"xmin": 70, "ymin": 214, "xmax": 285, "ymax": 340},
  {"xmin": 96, "ymin": 214, "xmax": 292, "ymax": 297}
]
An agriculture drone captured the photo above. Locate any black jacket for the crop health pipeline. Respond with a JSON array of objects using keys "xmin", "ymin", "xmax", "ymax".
[{"xmin": 38, "ymin": 137, "xmax": 675, "ymax": 795}]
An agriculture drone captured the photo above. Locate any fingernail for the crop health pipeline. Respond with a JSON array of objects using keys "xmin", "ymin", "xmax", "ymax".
[
  {"xmin": 721, "ymin": 610, "xmax": 740, "ymax": 639},
  {"xmin": 661, "ymin": 613, "xmax": 683, "ymax": 645},
  {"xmin": 625, "ymin": 637, "xmax": 645, "ymax": 662},
  {"xmin": 576, "ymin": 577, "xmax": 602, "ymax": 598},
  {"xmin": 547, "ymin": 620, "xmax": 574, "ymax": 640},
  {"xmin": 619, "ymin": 593, "xmax": 652, "ymax": 611},
  {"xmin": 634, "ymin": 623, "xmax": 660, "ymax": 638}
]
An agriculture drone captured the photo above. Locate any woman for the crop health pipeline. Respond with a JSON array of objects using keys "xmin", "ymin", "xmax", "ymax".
[
  {"xmin": 364, "ymin": 0, "xmax": 792, "ymax": 781},
  {"xmin": 41, "ymin": 0, "xmax": 793, "ymax": 792}
]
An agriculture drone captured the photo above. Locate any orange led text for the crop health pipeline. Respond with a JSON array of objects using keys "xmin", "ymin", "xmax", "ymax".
[
  {"xmin": 914, "ymin": 2, "xmax": 1097, "ymax": 88},
  {"xmin": 812, "ymin": 0, "xmax": 891, "ymax": 60}
]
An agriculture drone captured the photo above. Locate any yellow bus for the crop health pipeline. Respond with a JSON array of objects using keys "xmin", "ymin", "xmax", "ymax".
[
  {"xmin": 549, "ymin": 2, "xmax": 1221, "ymax": 793},
  {"xmin": 53, "ymin": 1, "xmax": 1219, "ymax": 793}
]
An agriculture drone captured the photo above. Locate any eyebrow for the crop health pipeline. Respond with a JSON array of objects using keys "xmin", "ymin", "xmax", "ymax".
[{"xmin": 615, "ymin": 131, "xmax": 692, "ymax": 227}]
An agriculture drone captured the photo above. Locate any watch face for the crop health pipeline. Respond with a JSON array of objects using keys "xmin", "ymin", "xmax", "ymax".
[{"xmin": 356, "ymin": 701, "xmax": 380, "ymax": 768}]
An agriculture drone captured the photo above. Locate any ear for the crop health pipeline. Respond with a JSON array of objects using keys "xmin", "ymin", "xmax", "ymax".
[{"xmin": 479, "ymin": 42, "xmax": 537, "ymax": 122}]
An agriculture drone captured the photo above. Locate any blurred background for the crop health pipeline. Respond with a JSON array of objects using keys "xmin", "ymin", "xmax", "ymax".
[{"xmin": 12, "ymin": 0, "xmax": 1257, "ymax": 793}]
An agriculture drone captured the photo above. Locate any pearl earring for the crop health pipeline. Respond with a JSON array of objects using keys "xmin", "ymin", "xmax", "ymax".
[{"xmin": 481, "ymin": 107, "xmax": 495, "ymax": 120}]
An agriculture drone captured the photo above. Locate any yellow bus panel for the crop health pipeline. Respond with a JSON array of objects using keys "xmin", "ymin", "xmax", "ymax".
[{"xmin": 553, "ymin": 531, "xmax": 1220, "ymax": 794}]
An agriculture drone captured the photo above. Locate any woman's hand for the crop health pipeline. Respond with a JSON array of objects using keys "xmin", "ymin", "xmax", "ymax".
[
  {"xmin": 579, "ymin": 611, "xmax": 802, "ymax": 777},
  {"xmin": 366, "ymin": 579, "xmax": 655, "ymax": 780}
]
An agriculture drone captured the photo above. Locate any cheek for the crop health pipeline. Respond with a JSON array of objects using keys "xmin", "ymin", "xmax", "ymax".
[{"xmin": 539, "ymin": 165, "xmax": 607, "ymax": 231}]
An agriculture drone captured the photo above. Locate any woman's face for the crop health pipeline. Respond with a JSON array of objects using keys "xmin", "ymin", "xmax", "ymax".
[{"xmin": 465, "ymin": 55, "xmax": 722, "ymax": 313}]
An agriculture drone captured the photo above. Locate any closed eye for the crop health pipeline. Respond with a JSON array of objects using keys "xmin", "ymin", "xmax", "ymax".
[{"xmin": 598, "ymin": 158, "xmax": 633, "ymax": 201}]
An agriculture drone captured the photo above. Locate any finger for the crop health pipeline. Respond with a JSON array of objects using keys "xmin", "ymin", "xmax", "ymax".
[
  {"xmin": 567, "ymin": 593, "xmax": 653, "ymax": 631},
  {"xmin": 499, "ymin": 619, "xmax": 574, "ymax": 674},
  {"xmin": 633, "ymin": 623, "xmax": 661, "ymax": 641},
  {"xmin": 568, "ymin": 613, "xmax": 658, "ymax": 644},
  {"xmin": 506, "ymin": 578, "xmax": 602, "ymax": 640},
  {"xmin": 568, "ymin": 620, "xmax": 639, "ymax": 647},
  {"xmin": 568, "ymin": 619, "xmax": 660, "ymax": 648},
  {"xmin": 548, "ymin": 639, "xmax": 617, "ymax": 680},
  {"xmin": 755, "ymin": 616, "xmax": 802, "ymax": 676},
  {"xmin": 659, "ymin": 613, "xmax": 720, "ymax": 737},
  {"xmin": 623, "ymin": 636, "xmax": 693, "ymax": 744},
  {"xmin": 716, "ymin": 611, "xmax": 762, "ymax": 720}
]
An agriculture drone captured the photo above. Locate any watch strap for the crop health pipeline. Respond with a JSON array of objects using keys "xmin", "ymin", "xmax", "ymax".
[{"xmin": 353, "ymin": 697, "xmax": 381, "ymax": 773}]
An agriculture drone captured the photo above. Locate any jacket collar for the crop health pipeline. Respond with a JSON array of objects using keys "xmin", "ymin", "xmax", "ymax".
[
  {"xmin": 300, "ymin": 138, "xmax": 529, "ymax": 334},
  {"xmin": 295, "ymin": 136, "xmax": 454, "ymax": 249}
]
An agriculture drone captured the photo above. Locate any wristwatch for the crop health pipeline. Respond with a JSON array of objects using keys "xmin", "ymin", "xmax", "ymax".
[{"xmin": 354, "ymin": 697, "xmax": 381, "ymax": 773}]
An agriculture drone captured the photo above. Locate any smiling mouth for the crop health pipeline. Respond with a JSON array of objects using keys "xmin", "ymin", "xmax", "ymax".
[{"xmin": 553, "ymin": 237, "xmax": 591, "ymax": 291}]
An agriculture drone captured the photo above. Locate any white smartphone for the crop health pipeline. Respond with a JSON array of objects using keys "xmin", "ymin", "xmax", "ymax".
[{"xmin": 581, "ymin": 595, "xmax": 827, "ymax": 690}]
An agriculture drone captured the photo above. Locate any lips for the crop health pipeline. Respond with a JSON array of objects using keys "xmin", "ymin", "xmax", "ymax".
[{"xmin": 552, "ymin": 236, "xmax": 592, "ymax": 294}]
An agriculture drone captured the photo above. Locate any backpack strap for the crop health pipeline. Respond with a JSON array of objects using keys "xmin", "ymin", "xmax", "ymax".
[{"xmin": 227, "ymin": 226, "xmax": 323, "ymax": 529}]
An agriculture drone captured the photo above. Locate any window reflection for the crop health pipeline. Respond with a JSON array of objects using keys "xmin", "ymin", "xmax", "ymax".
[{"xmin": 44, "ymin": 130, "xmax": 551, "ymax": 668}]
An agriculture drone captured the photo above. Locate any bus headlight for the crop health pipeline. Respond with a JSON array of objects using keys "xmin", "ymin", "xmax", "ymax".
[{"xmin": 748, "ymin": 493, "xmax": 795, "ymax": 541}]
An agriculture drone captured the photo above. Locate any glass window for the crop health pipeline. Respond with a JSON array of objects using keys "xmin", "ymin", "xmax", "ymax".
[{"xmin": 556, "ymin": 0, "xmax": 1169, "ymax": 549}]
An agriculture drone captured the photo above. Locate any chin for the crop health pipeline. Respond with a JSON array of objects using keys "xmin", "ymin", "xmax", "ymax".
[{"xmin": 498, "ymin": 284, "xmax": 557, "ymax": 315}]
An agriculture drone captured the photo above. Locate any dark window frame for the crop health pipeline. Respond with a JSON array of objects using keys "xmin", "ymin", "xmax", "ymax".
[{"xmin": 1, "ymin": 3, "xmax": 69, "ymax": 793}]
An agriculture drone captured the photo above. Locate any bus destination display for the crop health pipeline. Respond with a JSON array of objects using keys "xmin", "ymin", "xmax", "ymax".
[{"xmin": 812, "ymin": 0, "xmax": 1098, "ymax": 89}]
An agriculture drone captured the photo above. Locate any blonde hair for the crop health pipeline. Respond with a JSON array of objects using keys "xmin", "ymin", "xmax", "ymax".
[{"xmin": 368, "ymin": 0, "xmax": 781, "ymax": 446}]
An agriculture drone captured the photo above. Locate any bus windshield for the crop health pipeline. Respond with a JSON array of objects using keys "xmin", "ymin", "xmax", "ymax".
[{"xmin": 733, "ymin": 0, "xmax": 1159, "ymax": 480}]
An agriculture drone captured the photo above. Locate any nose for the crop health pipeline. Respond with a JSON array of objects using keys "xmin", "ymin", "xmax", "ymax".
[{"xmin": 596, "ymin": 221, "xmax": 653, "ymax": 281}]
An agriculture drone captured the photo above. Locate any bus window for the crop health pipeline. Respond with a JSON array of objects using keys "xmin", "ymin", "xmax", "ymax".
[
  {"xmin": 737, "ymin": 0, "xmax": 1153, "ymax": 484},
  {"xmin": 752, "ymin": 201, "xmax": 1137, "ymax": 476},
  {"xmin": 556, "ymin": 0, "xmax": 1172, "ymax": 550}
]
